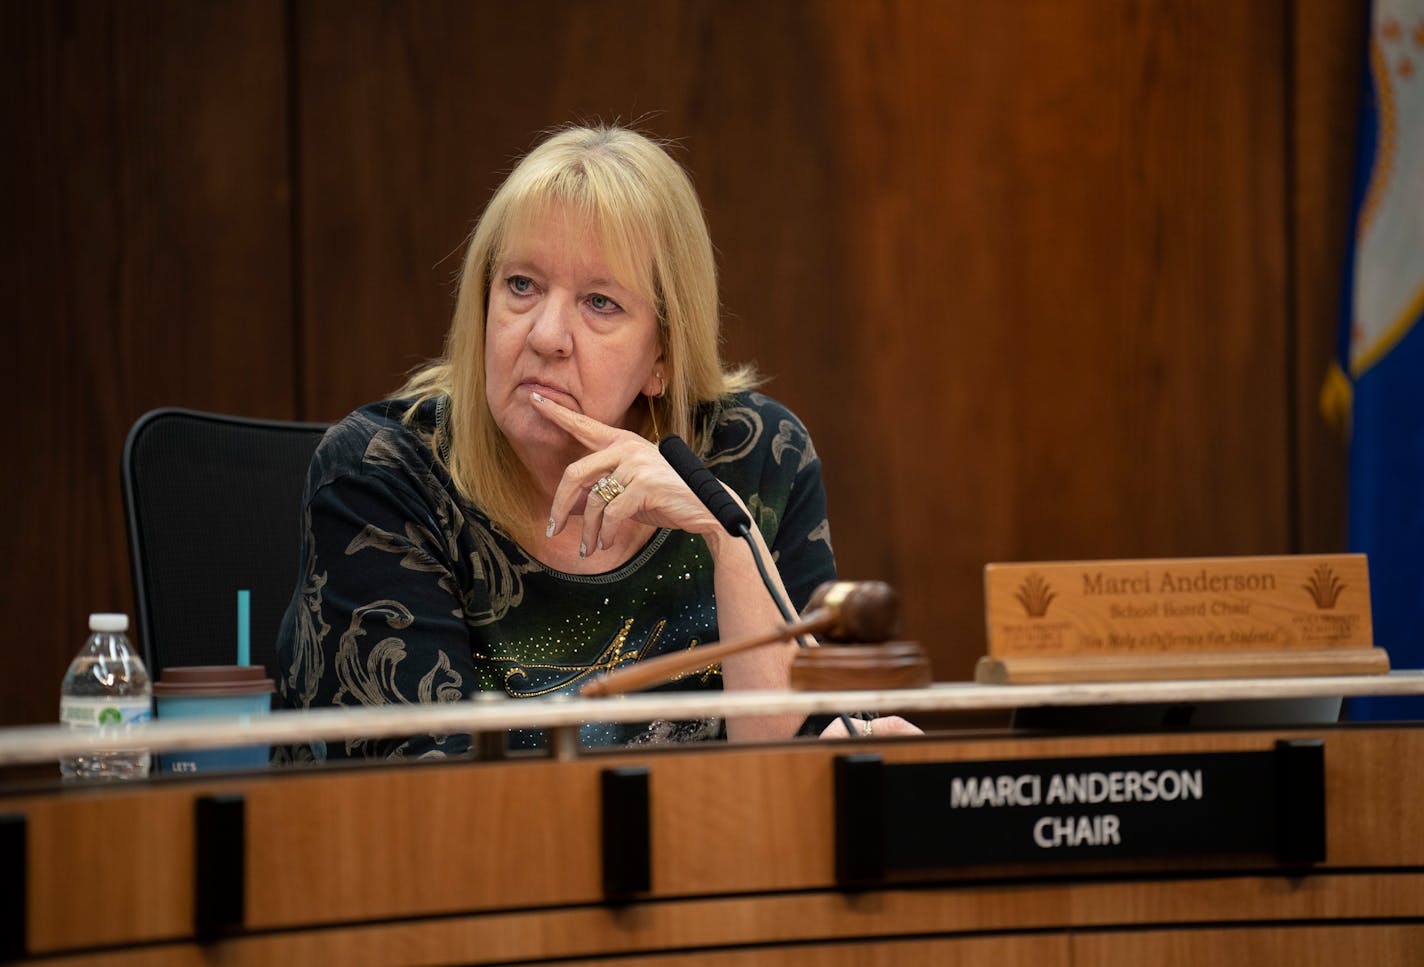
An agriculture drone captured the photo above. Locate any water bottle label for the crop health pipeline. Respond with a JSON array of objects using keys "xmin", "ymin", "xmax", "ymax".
[{"xmin": 60, "ymin": 696, "xmax": 153, "ymax": 728}]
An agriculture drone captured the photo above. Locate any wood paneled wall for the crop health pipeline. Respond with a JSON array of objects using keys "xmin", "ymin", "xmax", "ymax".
[
  {"xmin": 3, "ymin": 1, "xmax": 294, "ymax": 727},
  {"xmin": 1, "ymin": 0, "xmax": 1362, "ymax": 727}
]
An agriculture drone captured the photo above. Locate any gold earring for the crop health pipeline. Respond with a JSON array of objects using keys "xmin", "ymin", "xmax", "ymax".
[{"xmin": 649, "ymin": 373, "xmax": 665, "ymax": 441}]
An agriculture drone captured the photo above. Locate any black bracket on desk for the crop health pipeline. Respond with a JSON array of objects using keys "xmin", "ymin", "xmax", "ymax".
[
  {"xmin": 195, "ymin": 794, "xmax": 246, "ymax": 939},
  {"xmin": 601, "ymin": 766, "xmax": 651, "ymax": 901},
  {"xmin": 1276, "ymin": 738, "xmax": 1326, "ymax": 865},
  {"xmin": 835, "ymin": 753, "xmax": 886, "ymax": 887},
  {"xmin": 0, "ymin": 813, "xmax": 26, "ymax": 960}
]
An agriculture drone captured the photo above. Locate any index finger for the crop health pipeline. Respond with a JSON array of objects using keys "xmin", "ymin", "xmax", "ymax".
[{"xmin": 531, "ymin": 391, "xmax": 620, "ymax": 450}]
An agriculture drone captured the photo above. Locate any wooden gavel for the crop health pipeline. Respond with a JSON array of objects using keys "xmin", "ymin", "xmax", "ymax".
[{"xmin": 580, "ymin": 580, "xmax": 900, "ymax": 697}]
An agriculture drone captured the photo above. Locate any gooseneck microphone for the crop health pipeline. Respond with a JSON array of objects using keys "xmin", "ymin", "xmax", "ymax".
[
  {"xmin": 657, "ymin": 435, "xmax": 860, "ymax": 738},
  {"xmin": 657, "ymin": 434, "xmax": 753, "ymax": 538},
  {"xmin": 658, "ymin": 434, "xmax": 798, "ymax": 632}
]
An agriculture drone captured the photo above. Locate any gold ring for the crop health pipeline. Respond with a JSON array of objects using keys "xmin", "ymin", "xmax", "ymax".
[
  {"xmin": 592, "ymin": 476, "xmax": 625, "ymax": 505},
  {"xmin": 863, "ymin": 718, "xmax": 873, "ymax": 737}
]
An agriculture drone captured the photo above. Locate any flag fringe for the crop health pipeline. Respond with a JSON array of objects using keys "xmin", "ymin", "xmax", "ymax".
[{"xmin": 1319, "ymin": 361, "xmax": 1353, "ymax": 439}]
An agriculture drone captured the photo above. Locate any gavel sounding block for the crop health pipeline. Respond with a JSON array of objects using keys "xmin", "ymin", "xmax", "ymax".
[
  {"xmin": 790, "ymin": 581, "xmax": 929, "ymax": 690},
  {"xmin": 790, "ymin": 641, "xmax": 931, "ymax": 691}
]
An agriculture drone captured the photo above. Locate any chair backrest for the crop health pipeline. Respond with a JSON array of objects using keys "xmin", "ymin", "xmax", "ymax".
[{"xmin": 122, "ymin": 409, "xmax": 328, "ymax": 682}]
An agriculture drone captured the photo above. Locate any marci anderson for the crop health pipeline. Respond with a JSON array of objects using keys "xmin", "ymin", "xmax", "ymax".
[{"xmin": 1082, "ymin": 570, "xmax": 1277, "ymax": 595}]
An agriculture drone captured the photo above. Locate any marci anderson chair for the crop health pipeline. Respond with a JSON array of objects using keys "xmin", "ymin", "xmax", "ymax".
[{"xmin": 122, "ymin": 408, "xmax": 329, "ymax": 687}]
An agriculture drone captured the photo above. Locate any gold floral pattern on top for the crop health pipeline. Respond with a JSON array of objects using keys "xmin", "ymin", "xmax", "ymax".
[
  {"xmin": 702, "ymin": 405, "xmax": 762, "ymax": 468},
  {"xmin": 367, "ymin": 423, "xmax": 537, "ymax": 626},
  {"xmin": 461, "ymin": 517, "xmax": 535, "ymax": 627},
  {"xmin": 367, "ymin": 431, "xmax": 466, "ymax": 555},
  {"xmin": 287, "ymin": 502, "xmax": 331, "ymax": 709},
  {"xmin": 347, "ymin": 521, "xmax": 449, "ymax": 578},
  {"xmin": 746, "ymin": 493, "xmax": 779, "ymax": 541},
  {"xmin": 417, "ymin": 649, "xmax": 466, "ymax": 703},
  {"xmin": 771, "ymin": 417, "xmax": 818, "ymax": 473},
  {"xmin": 332, "ymin": 600, "xmax": 416, "ymax": 707}
]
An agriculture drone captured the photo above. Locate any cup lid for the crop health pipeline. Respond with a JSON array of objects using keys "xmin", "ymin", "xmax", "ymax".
[{"xmin": 154, "ymin": 665, "xmax": 275, "ymax": 696}]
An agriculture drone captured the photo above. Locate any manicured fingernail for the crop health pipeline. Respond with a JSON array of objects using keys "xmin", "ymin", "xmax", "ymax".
[
  {"xmin": 597, "ymin": 538, "xmax": 604, "ymax": 551},
  {"xmin": 546, "ymin": 518, "xmax": 555, "ymax": 538},
  {"xmin": 579, "ymin": 541, "xmax": 587, "ymax": 559},
  {"xmin": 531, "ymin": 391, "xmax": 545, "ymax": 403}
]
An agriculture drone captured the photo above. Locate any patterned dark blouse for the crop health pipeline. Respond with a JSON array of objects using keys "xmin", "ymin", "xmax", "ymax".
[{"xmin": 274, "ymin": 390, "xmax": 836, "ymax": 760}]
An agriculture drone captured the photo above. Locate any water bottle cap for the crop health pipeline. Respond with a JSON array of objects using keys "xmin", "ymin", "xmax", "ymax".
[{"xmin": 88, "ymin": 613, "xmax": 129, "ymax": 633}]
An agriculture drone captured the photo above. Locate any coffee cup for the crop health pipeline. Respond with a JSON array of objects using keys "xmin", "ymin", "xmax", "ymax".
[{"xmin": 153, "ymin": 665, "xmax": 275, "ymax": 774}]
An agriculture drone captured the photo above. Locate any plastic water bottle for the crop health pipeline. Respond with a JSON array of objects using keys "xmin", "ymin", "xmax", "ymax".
[{"xmin": 59, "ymin": 613, "xmax": 152, "ymax": 780}]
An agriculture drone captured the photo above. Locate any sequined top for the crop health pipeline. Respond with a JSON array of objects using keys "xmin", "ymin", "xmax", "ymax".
[{"xmin": 275, "ymin": 391, "xmax": 836, "ymax": 760}]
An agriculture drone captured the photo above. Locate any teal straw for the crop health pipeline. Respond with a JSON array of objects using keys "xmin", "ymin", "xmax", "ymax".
[{"xmin": 237, "ymin": 589, "xmax": 251, "ymax": 666}]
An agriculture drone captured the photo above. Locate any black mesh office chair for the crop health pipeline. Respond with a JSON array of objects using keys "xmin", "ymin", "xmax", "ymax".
[{"xmin": 122, "ymin": 409, "xmax": 329, "ymax": 683}]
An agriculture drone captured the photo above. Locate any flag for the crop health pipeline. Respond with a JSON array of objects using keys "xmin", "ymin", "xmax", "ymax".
[{"xmin": 1325, "ymin": 0, "xmax": 1424, "ymax": 719}]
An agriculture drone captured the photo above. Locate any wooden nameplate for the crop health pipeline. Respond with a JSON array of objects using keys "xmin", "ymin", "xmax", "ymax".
[{"xmin": 976, "ymin": 554, "xmax": 1388, "ymax": 684}]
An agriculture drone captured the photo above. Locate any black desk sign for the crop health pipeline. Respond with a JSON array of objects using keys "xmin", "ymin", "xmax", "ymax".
[{"xmin": 835, "ymin": 739, "xmax": 1324, "ymax": 885}]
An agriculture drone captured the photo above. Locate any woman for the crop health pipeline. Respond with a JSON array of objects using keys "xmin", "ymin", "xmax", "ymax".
[{"xmin": 276, "ymin": 125, "xmax": 903, "ymax": 759}]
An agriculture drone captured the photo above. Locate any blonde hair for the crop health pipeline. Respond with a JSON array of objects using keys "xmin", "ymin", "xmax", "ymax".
[{"xmin": 400, "ymin": 124, "xmax": 757, "ymax": 537}]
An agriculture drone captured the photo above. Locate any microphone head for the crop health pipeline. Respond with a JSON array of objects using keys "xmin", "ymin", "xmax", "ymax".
[
  {"xmin": 803, "ymin": 580, "xmax": 901, "ymax": 642},
  {"xmin": 658, "ymin": 433, "xmax": 751, "ymax": 536}
]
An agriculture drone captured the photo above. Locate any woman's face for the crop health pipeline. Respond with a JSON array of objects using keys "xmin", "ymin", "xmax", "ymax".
[{"xmin": 485, "ymin": 204, "xmax": 663, "ymax": 469}]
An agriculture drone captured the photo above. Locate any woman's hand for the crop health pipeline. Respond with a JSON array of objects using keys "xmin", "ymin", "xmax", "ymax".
[
  {"xmin": 533, "ymin": 389, "xmax": 807, "ymax": 742},
  {"xmin": 532, "ymin": 392, "xmax": 723, "ymax": 554},
  {"xmin": 818, "ymin": 715, "xmax": 923, "ymax": 739}
]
